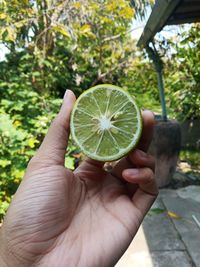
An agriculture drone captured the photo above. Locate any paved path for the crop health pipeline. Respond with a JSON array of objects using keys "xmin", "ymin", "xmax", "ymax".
[{"xmin": 116, "ymin": 185, "xmax": 200, "ymax": 267}]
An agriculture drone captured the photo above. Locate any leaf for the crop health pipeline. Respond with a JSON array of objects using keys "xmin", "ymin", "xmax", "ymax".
[
  {"xmin": 0, "ymin": 201, "xmax": 10, "ymax": 215},
  {"xmin": 106, "ymin": 2, "xmax": 117, "ymax": 12},
  {"xmin": 12, "ymin": 169, "xmax": 25, "ymax": 179},
  {"xmin": 32, "ymin": 71, "xmax": 41, "ymax": 77},
  {"xmin": 80, "ymin": 24, "xmax": 91, "ymax": 34},
  {"xmin": 43, "ymin": 60, "xmax": 53, "ymax": 69},
  {"xmin": 21, "ymin": 0, "xmax": 29, "ymax": 5},
  {"xmin": 89, "ymin": 3, "xmax": 99, "ymax": 10},
  {"xmin": 79, "ymin": 24, "xmax": 95, "ymax": 38},
  {"xmin": 13, "ymin": 120, "xmax": 22, "ymax": 127},
  {"xmin": 73, "ymin": 2, "xmax": 81, "ymax": 9},
  {"xmin": 28, "ymin": 137, "xmax": 39, "ymax": 148},
  {"xmin": 65, "ymin": 156, "xmax": 75, "ymax": 170},
  {"xmin": 0, "ymin": 13, "xmax": 7, "ymax": 20},
  {"xmin": 167, "ymin": 211, "xmax": 181, "ymax": 219},
  {"xmin": 52, "ymin": 25, "xmax": 69, "ymax": 37},
  {"xmin": 3, "ymin": 27, "xmax": 17, "ymax": 42},
  {"xmin": 0, "ymin": 159, "xmax": 11, "ymax": 168},
  {"xmin": 15, "ymin": 19, "xmax": 27, "ymax": 28},
  {"xmin": 149, "ymin": 208, "xmax": 165, "ymax": 215},
  {"xmin": 119, "ymin": 7, "xmax": 134, "ymax": 19}
]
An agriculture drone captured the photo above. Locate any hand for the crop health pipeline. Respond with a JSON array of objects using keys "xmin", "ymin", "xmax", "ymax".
[{"xmin": 0, "ymin": 90, "xmax": 158, "ymax": 267}]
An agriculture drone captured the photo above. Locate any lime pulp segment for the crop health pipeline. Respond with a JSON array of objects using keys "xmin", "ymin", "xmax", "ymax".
[{"xmin": 70, "ymin": 84, "xmax": 142, "ymax": 161}]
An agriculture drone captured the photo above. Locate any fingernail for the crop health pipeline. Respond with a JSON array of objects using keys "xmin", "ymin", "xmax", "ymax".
[
  {"xmin": 135, "ymin": 149, "xmax": 146, "ymax": 158},
  {"xmin": 64, "ymin": 89, "xmax": 70, "ymax": 99},
  {"xmin": 124, "ymin": 169, "xmax": 139, "ymax": 178}
]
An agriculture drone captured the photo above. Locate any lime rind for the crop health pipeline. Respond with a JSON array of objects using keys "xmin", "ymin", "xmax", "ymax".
[{"xmin": 70, "ymin": 84, "xmax": 142, "ymax": 162}]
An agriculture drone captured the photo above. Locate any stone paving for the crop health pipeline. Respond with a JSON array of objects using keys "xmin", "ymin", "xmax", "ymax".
[{"xmin": 116, "ymin": 185, "xmax": 200, "ymax": 267}]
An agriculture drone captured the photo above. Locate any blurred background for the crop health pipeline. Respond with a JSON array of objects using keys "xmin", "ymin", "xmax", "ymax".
[{"xmin": 0, "ymin": 0, "xmax": 199, "ymax": 229}]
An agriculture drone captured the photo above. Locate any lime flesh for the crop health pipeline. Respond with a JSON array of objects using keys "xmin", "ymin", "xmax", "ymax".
[{"xmin": 70, "ymin": 84, "xmax": 142, "ymax": 161}]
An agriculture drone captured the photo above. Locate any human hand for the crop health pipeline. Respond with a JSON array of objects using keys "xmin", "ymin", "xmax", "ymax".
[{"xmin": 0, "ymin": 90, "xmax": 158, "ymax": 267}]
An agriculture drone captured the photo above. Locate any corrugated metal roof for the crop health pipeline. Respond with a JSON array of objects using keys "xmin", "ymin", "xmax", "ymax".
[
  {"xmin": 137, "ymin": 0, "xmax": 200, "ymax": 47},
  {"xmin": 168, "ymin": 0, "xmax": 200, "ymax": 25}
]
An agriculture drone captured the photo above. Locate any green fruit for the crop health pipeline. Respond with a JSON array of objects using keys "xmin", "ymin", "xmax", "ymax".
[{"xmin": 70, "ymin": 84, "xmax": 142, "ymax": 161}]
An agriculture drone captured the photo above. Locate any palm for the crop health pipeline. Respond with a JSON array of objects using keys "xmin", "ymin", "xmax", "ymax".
[{"xmin": 4, "ymin": 159, "xmax": 151, "ymax": 267}]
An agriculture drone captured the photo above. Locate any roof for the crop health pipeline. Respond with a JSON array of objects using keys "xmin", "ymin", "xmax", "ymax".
[{"xmin": 137, "ymin": 0, "xmax": 200, "ymax": 47}]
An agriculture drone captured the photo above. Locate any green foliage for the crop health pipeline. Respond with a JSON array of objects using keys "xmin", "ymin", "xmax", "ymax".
[
  {"xmin": 119, "ymin": 57, "xmax": 161, "ymax": 113},
  {"xmin": 0, "ymin": 73, "xmax": 78, "ymax": 220},
  {"xmin": 0, "ymin": 0, "xmax": 137, "ymax": 96},
  {"xmin": 165, "ymin": 24, "xmax": 200, "ymax": 120},
  {"xmin": 0, "ymin": 79, "xmax": 62, "ymax": 221},
  {"xmin": 0, "ymin": 1, "xmax": 199, "ymax": 221},
  {"xmin": 130, "ymin": 0, "xmax": 155, "ymax": 20},
  {"xmin": 0, "ymin": 0, "xmax": 139, "ymax": 221},
  {"xmin": 149, "ymin": 208, "xmax": 165, "ymax": 216},
  {"xmin": 180, "ymin": 150, "xmax": 200, "ymax": 168}
]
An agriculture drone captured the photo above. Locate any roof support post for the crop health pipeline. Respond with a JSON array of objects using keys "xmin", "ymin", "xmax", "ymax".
[
  {"xmin": 157, "ymin": 69, "xmax": 167, "ymax": 121},
  {"xmin": 146, "ymin": 44, "xmax": 167, "ymax": 121}
]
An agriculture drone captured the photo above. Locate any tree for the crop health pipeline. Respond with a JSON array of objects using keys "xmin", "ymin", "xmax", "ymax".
[
  {"xmin": 0, "ymin": 0, "xmax": 141, "ymax": 221},
  {"xmin": 165, "ymin": 23, "xmax": 200, "ymax": 120},
  {"xmin": 130, "ymin": 0, "xmax": 154, "ymax": 19},
  {"xmin": 0, "ymin": 0, "xmax": 138, "ymax": 95}
]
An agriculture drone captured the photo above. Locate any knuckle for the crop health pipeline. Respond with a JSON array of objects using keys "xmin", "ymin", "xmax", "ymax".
[
  {"xmin": 144, "ymin": 153, "xmax": 155, "ymax": 171},
  {"xmin": 128, "ymin": 150, "xmax": 155, "ymax": 171},
  {"xmin": 51, "ymin": 116, "xmax": 61, "ymax": 127},
  {"xmin": 143, "ymin": 168, "xmax": 154, "ymax": 183},
  {"xmin": 28, "ymin": 155, "xmax": 53, "ymax": 170},
  {"xmin": 52, "ymin": 115, "xmax": 70, "ymax": 132},
  {"xmin": 27, "ymin": 155, "xmax": 40, "ymax": 169}
]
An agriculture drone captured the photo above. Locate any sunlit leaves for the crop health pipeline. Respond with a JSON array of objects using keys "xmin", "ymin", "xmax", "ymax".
[
  {"xmin": 0, "ymin": 13, "xmax": 6, "ymax": 20},
  {"xmin": 0, "ymin": 0, "xmax": 36, "ymax": 44},
  {"xmin": 65, "ymin": 156, "xmax": 75, "ymax": 170},
  {"xmin": 0, "ymin": 0, "xmax": 137, "ymax": 221},
  {"xmin": 130, "ymin": 0, "xmax": 154, "ymax": 19},
  {"xmin": 73, "ymin": 2, "xmax": 81, "ymax": 9},
  {"xmin": 119, "ymin": 6, "xmax": 134, "ymax": 19},
  {"xmin": 166, "ymin": 23, "xmax": 200, "ymax": 120},
  {"xmin": 0, "ymin": 72, "xmax": 63, "ymax": 221},
  {"xmin": 52, "ymin": 24, "xmax": 70, "ymax": 38},
  {"xmin": 0, "ymin": 26, "xmax": 16, "ymax": 42},
  {"xmin": 80, "ymin": 24, "xmax": 91, "ymax": 34},
  {"xmin": 0, "ymin": 160, "xmax": 11, "ymax": 168},
  {"xmin": 27, "ymin": 137, "xmax": 39, "ymax": 148}
]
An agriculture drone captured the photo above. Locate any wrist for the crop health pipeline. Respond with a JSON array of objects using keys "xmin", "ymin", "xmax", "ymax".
[
  {"xmin": 0, "ymin": 228, "xmax": 8, "ymax": 267},
  {"xmin": 0, "ymin": 223, "xmax": 32, "ymax": 267},
  {"xmin": 0, "ymin": 255, "xmax": 8, "ymax": 267}
]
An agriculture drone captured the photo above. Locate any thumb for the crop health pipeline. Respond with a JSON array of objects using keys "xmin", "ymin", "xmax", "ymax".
[{"xmin": 35, "ymin": 90, "xmax": 76, "ymax": 165}]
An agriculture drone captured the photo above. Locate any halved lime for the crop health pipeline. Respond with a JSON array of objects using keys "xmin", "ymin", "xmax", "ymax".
[{"xmin": 70, "ymin": 84, "xmax": 142, "ymax": 161}]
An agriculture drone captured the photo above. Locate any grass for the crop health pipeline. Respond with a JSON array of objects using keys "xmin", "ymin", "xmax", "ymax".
[{"xmin": 180, "ymin": 149, "xmax": 200, "ymax": 169}]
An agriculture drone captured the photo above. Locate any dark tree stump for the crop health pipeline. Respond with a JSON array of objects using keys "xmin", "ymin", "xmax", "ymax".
[{"xmin": 149, "ymin": 120, "xmax": 181, "ymax": 188}]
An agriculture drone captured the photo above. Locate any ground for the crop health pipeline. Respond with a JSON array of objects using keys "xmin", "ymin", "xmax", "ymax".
[{"xmin": 116, "ymin": 183, "xmax": 200, "ymax": 267}]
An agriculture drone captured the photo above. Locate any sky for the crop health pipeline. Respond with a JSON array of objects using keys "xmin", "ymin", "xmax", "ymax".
[
  {"xmin": 130, "ymin": 6, "xmax": 190, "ymax": 44},
  {"xmin": 0, "ymin": 44, "xmax": 9, "ymax": 61}
]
